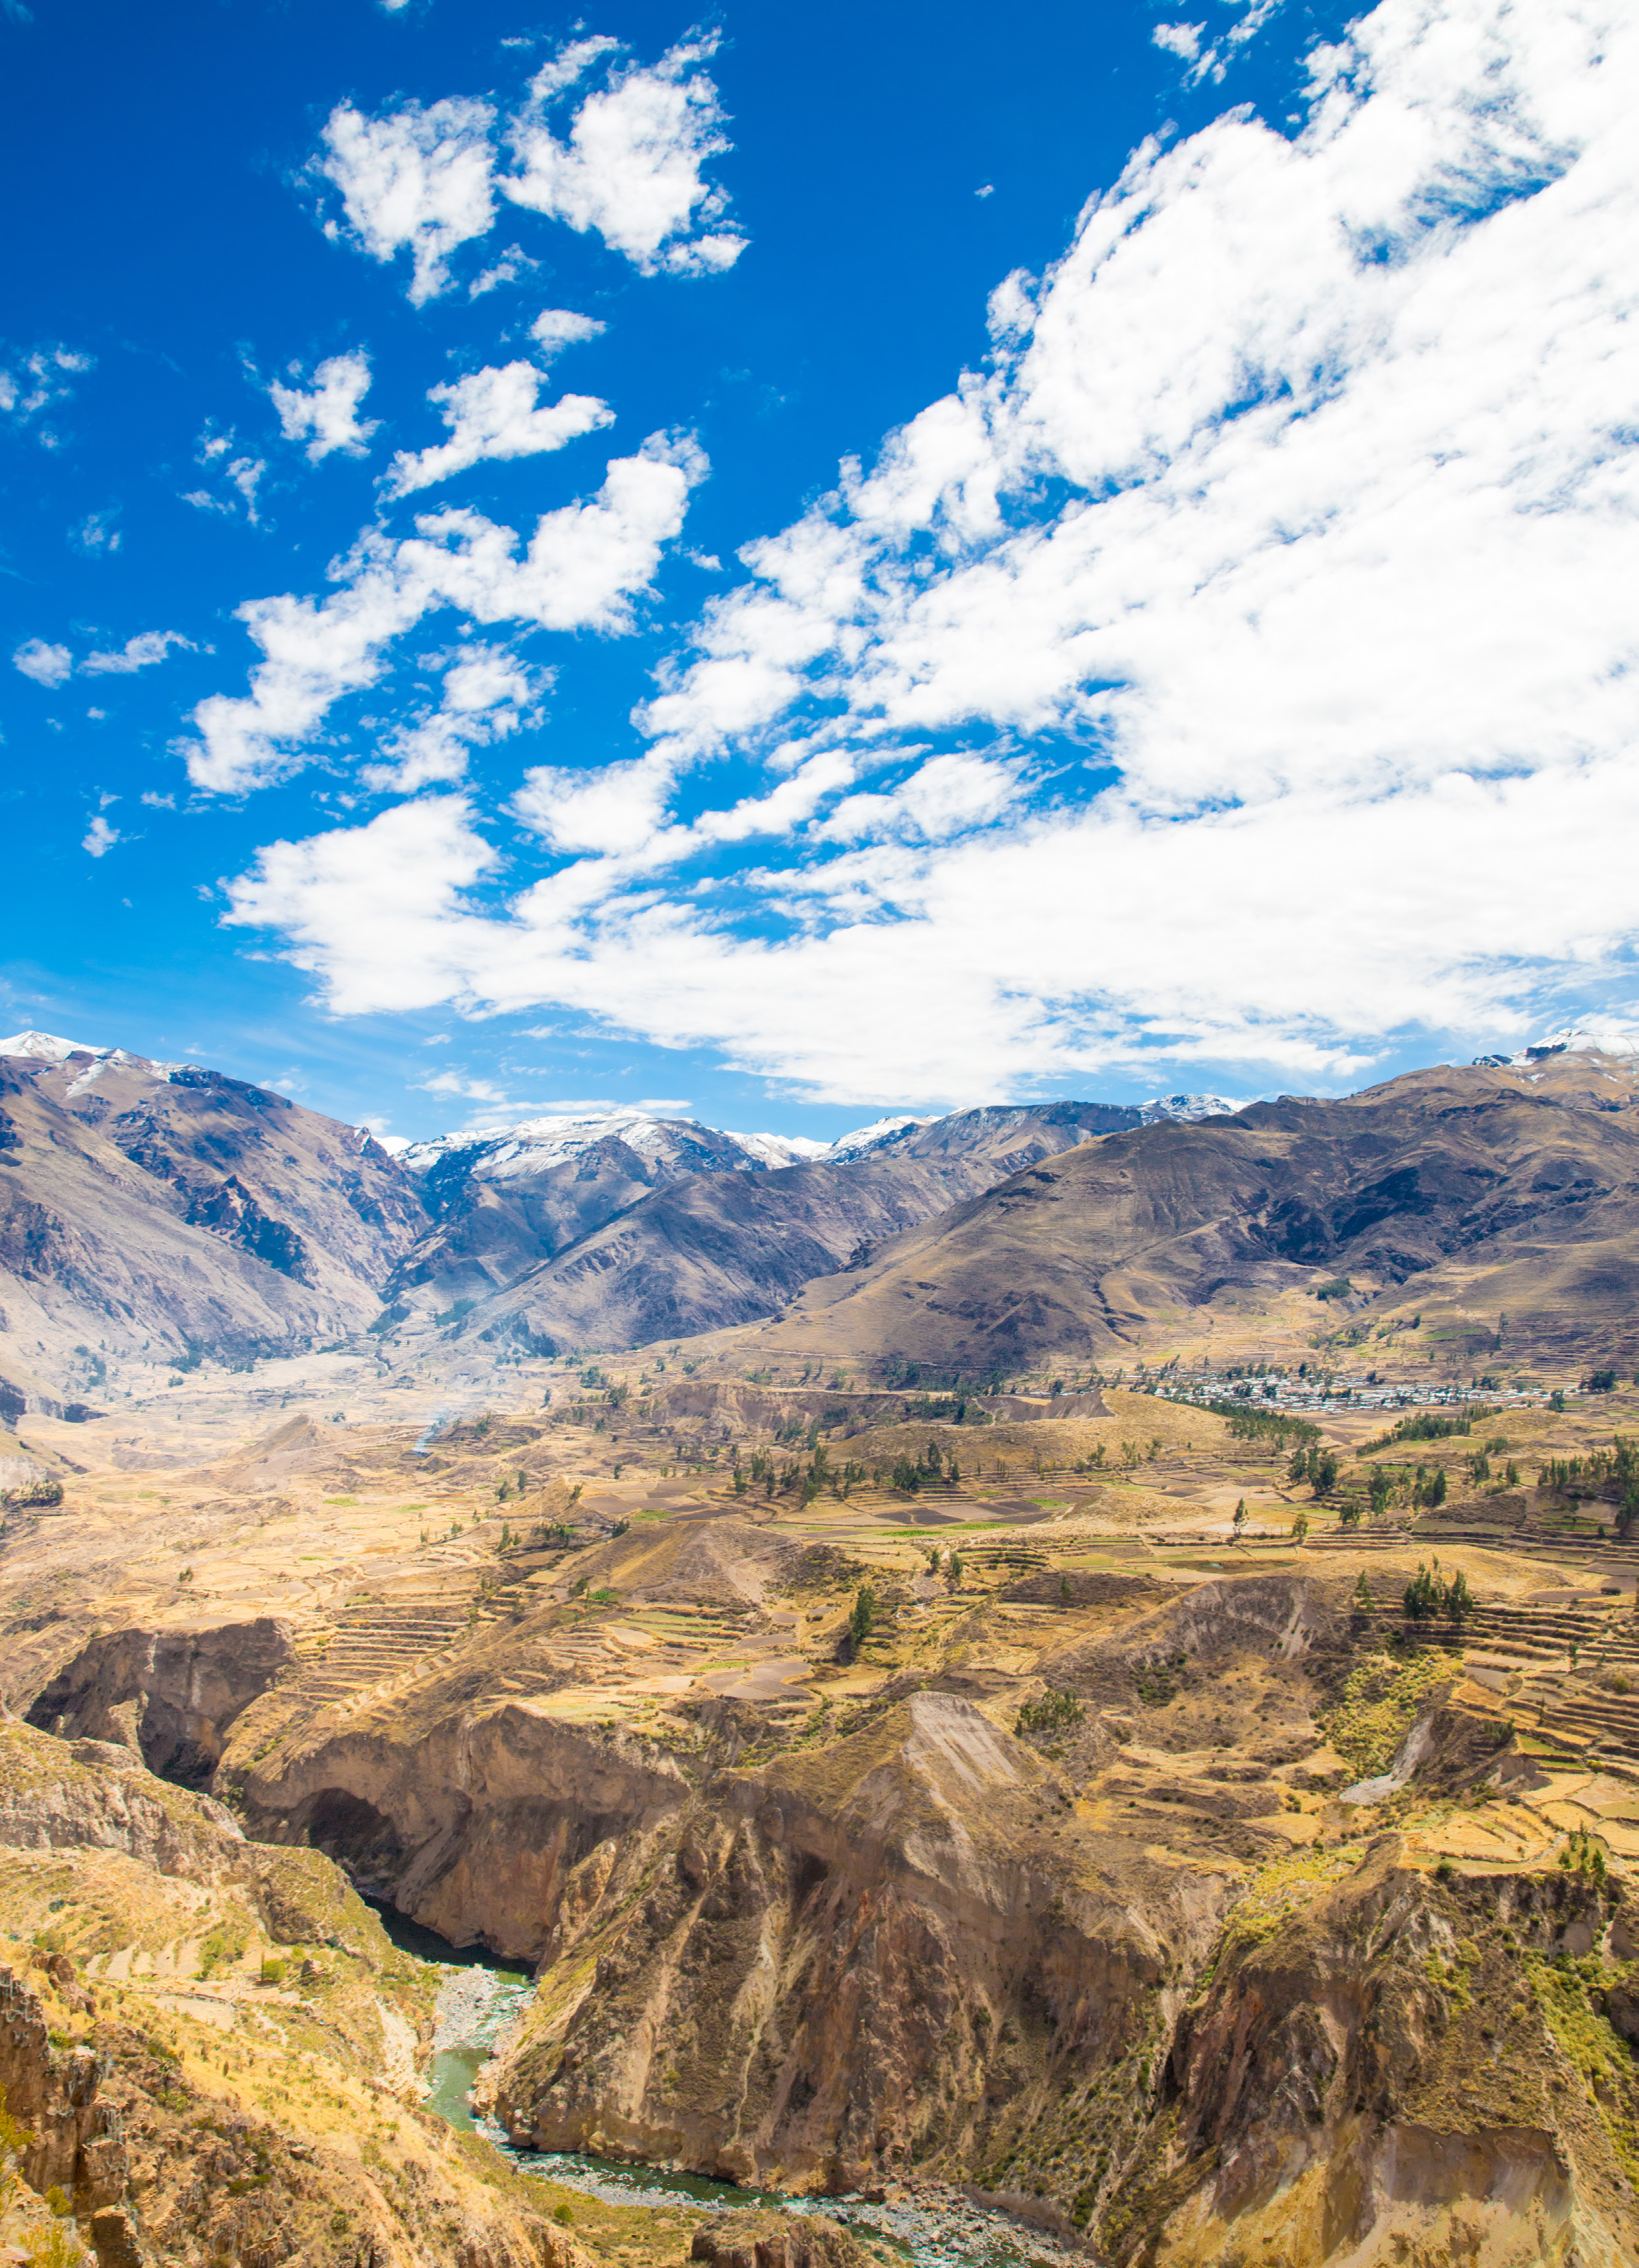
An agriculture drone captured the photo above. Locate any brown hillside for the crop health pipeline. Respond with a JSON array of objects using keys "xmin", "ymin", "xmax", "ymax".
[{"xmin": 757, "ymin": 1051, "xmax": 1639, "ymax": 1373}]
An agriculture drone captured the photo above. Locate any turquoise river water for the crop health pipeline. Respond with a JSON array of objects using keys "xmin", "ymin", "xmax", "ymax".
[{"xmin": 365, "ymin": 1901, "xmax": 1079, "ymax": 2268}]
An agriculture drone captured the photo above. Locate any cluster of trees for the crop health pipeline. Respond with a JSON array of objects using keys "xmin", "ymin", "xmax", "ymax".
[
  {"xmin": 1402, "ymin": 1558, "xmax": 1473, "ymax": 1622},
  {"xmin": 890, "ymin": 1441, "xmax": 962, "ymax": 1493},
  {"xmin": 1535, "ymin": 1435, "xmax": 1639, "ymax": 1532},
  {"xmin": 1015, "ymin": 1687, "xmax": 1085, "ymax": 1740},
  {"xmin": 1362, "ymin": 1406, "xmax": 1497, "ymax": 1452},
  {"xmin": 1560, "ymin": 1827, "xmax": 1609, "ymax": 1879},
  {"xmin": 737, "ymin": 1443, "xmax": 871, "ymax": 1507},
  {"xmin": 924, "ymin": 1544, "xmax": 963, "ymax": 1586},
  {"xmin": 1287, "ymin": 1444, "xmax": 1342, "ymax": 1495}
]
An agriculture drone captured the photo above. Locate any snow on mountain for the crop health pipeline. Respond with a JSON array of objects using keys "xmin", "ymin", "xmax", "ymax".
[
  {"xmin": 0, "ymin": 1030, "xmax": 107, "ymax": 1061},
  {"xmin": 1137, "ymin": 1092, "xmax": 1245, "ymax": 1123},
  {"xmin": 824, "ymin": 1115, "xmax": 933, "ymax": 1160},
  {"xmin": 1475, "ymin": 1023, "xmax": 1639, "ymax": 1067},
  {"xmin": 722, "ymin": 1130, "xmax": 835, "ymax": 1168}
]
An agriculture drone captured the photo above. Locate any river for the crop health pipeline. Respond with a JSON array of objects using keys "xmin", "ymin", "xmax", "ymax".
[{"xmin": 364, "ymin": 1900, "xmax": 1084, "ymax": 2268}]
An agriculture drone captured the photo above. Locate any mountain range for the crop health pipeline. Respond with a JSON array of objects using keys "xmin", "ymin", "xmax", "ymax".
[{"xmin": 0, "ymin": 1029, "xmax": 1237, "ymax": 1401}]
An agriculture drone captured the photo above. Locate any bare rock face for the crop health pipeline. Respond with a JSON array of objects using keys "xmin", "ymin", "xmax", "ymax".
[
  {"xmin": 690, "ymin": 2210, "xmax": 869, "ymax": 2268},
  {"xmin": 26, "ymin": 1618, "xmax": 298, "ymax": 1785},
  {"xmin": 232, "ymin": 1701, "xmax": 695, "ymax": 1959},
  {"xmin": 1105, "ymin": 1844, "xmax": 1638, "ymax": 2267},
  {"xmin": 488, "ymin": 1690, "xmax": 1201, "ymax": 2195},
  {"xmin": 0, "ymin": 1720, "xmax": 247, "ymax": 1881},
  {"xmin": 0, "ymin": 1962, "xmax": 128, "ymax": 2211}
]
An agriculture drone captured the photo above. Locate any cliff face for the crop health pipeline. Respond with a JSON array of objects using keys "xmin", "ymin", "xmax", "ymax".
[
  {"xmin": 1107, "ymin": 1846, "xmax": 1639, "ymax": 2268},
  {"xmin": 487, "ymin": 1690, "xmax": 1200, "ymax": 2201},
  {"xmin": 0, "ymin": 1720, "xmax": 584, "ymax": 2268},
  {"xmin": 233, "ymin": 1701, "xmax": 695, "ymax": 1959},
  {"xmin": 26, "ymin": 1619, "xmax": 299, "ymax": 1785}
]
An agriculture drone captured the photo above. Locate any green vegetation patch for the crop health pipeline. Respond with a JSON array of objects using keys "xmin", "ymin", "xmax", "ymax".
[{"xmin": 1321, "ymin": 1650, "xmax": 1453, "ymax": 1779}]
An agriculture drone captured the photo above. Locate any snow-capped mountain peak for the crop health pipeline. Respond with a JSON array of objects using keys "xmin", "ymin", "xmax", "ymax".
[
  {"xmin": 0, "ymin": 1030, "xmax": 106, "ymax": 1061},
  {"xmin": 1137, "ymin": 1092, "xmax": 1245, "ymax": 1123}
]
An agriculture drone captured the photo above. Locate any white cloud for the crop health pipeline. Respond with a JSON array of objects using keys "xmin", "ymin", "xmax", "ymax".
[
  {"xmin": 82, "ymin": 630, "xmax": 194, "ymax": 676},
  {"xmin": 811, "ymin": 753, "xmax": 1022, "ymax": 844},
  {"xmin": 73, "ymin": 511, "xmax": 120, "ymax": 554},
  {"xmin": 189, "ymin": 427, "xmax": 264, "ymax": 520},
  {"xmin": 1153, "ymin": 24, "xmax": 1204, "ymax": 63},
  {"xmin": 529, "ymin": 307, "xmax": 605, "ymax": 358},
  {"xmin": 468, "ymin": 243, "xmax": 536, "ymax": 296},
  {"xmin": 363, "ymin": 641, "xmax": 545, "ymax": 792},
  {"xmin": 187, "ymin": 437, "xmax": 704, "ymax": 793},
  {"xmin": 384, "ymin": 361, "xmax": 613, "ymax": 495},
  {"xmin": 269, "ymin": 350, "xmax": 379, "ymax": 460},
  {"xmin": 227, "ymin": 0, "xmax": 1639, "ymax": 1103},
  {"xmin": 504, "ymin": 32, "xmax": 747, "ymax": 275},
  {"xmin": 317, "ymin": 96, "xmax": 495, "ymax": 303},
  {"xmin": 82, "ymin": 815, "xmax": 120, "ymax": 858},
  {"xmin": 13, "ymin": 639, "xmax": 72, "ymax": 687},
  {"xmin": 0, "ymin": 344, "xmax": 93, "ymax": 438}
]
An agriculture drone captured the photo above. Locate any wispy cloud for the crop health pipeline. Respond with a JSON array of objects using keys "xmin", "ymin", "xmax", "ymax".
[
  {"xmin": 0, "ymin": 343, "xmax": 93, "ymax": 441},
  {"xmin": 82, "ymin": 630, "xmax": 195, "ymax": 676},
  {"xmin": 185, "ymin": 435, "xmax": 704, "ymax": 794}
]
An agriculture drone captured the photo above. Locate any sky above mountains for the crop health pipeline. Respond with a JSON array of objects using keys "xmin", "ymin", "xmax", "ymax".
[{"xmin": 3, "ymin": 0, "xmax": 1635, "ymax": 1143}]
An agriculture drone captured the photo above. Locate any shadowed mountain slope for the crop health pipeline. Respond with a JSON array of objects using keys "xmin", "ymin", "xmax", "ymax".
[
  {"xmin": 436, "ymin": 1102, "xmax": 1158, "ymax": 1353},
  {"xmin": 755, "ymin": 1051, "xmax": 1639, "ymax": 1372},
  {"xmin": 0, "ymin": 1040, "xmax": 426, "ymax": 1401}
]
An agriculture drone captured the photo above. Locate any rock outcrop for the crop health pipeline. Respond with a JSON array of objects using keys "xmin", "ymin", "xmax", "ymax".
[
  {"xmin": 26, "ymin": 1620, "xmax": 298, "ymax": 1785},
  {"xmin": 1106, "ymin": 1845, "xmax": 1639, "ymax": 2267}
]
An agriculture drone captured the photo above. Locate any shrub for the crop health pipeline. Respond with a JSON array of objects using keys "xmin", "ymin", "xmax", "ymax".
[{"xmin": 1016, "ymin": 1689, "xmax": 1086, "ymax": 1740}]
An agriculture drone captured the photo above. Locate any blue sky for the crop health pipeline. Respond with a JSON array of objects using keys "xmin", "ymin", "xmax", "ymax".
[{"xmin": 3, "ymin": 0, "xmax": 1636, "ymax": 1143}]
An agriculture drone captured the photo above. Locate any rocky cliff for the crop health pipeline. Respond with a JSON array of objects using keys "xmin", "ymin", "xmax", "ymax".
[{"xmin": 0, "ymin": 1718, "xmax": 590, "ymax": 2268}]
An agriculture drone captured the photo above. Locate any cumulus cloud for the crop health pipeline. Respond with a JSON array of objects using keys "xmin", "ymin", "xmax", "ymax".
[
  {"xmin": 13, "ymin": 639, "xmax": 72, "ymax": 687},
  {"xmin": 363, "ymin": 642, "xmax": 545, "ymax": 792},
  {"xmin": 317, "ymin": 96, "xmax": 495, "ymax": 303},
  {"xmin": 504, "ymin": 31, "xmax": 747, "ymax": 274},
  {"xmin": 82, "ymin": 630, "xmax": 195, "ymax": 676},
  {"xmin": 529, "ymin": 307, "xmax": 605, "ymax": 358},
  {"xmin": 269, "ymin": 350, "xmax": 379, "ymax": 460},
  {"xmin": 82, "ymin": 815, "xmax": 120, "ymax": 857},
  {"xmin": 384, "ymin": 361, "xmax": 613, "ymax": 495},
  {"xmin": 186, "ymin": 436, "xmax": 704, "ymax": 793},
  {"xmin": 227, "ymin": 0, "xmax": 1639, "ymax": 1102}
]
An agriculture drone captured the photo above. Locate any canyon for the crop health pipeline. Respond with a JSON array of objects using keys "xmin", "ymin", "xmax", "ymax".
[{"xmin": 9, "ymin": 1034, "xmax": 1639, "ymax": 2265}]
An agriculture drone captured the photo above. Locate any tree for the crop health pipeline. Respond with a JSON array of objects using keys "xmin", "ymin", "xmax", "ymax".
[
  {"xmin": 1233, "ymin": 1498, "xmax": 1249, "ymax": 1540},
  {"xmin": 1291, "ymin": 1512, "xmax": 1310, "ymax": 1544},
  {"xmin": 1353, "ymin": 1571, "xmax": 1375, "ymax": 1614},
  {"xmin": 946, "ymin": 1550, "xmax": 964, "ymax": 1589},
  {"xmin": 848, "ymin": 1584, "xmax": 879, "ymax": 1653}
]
